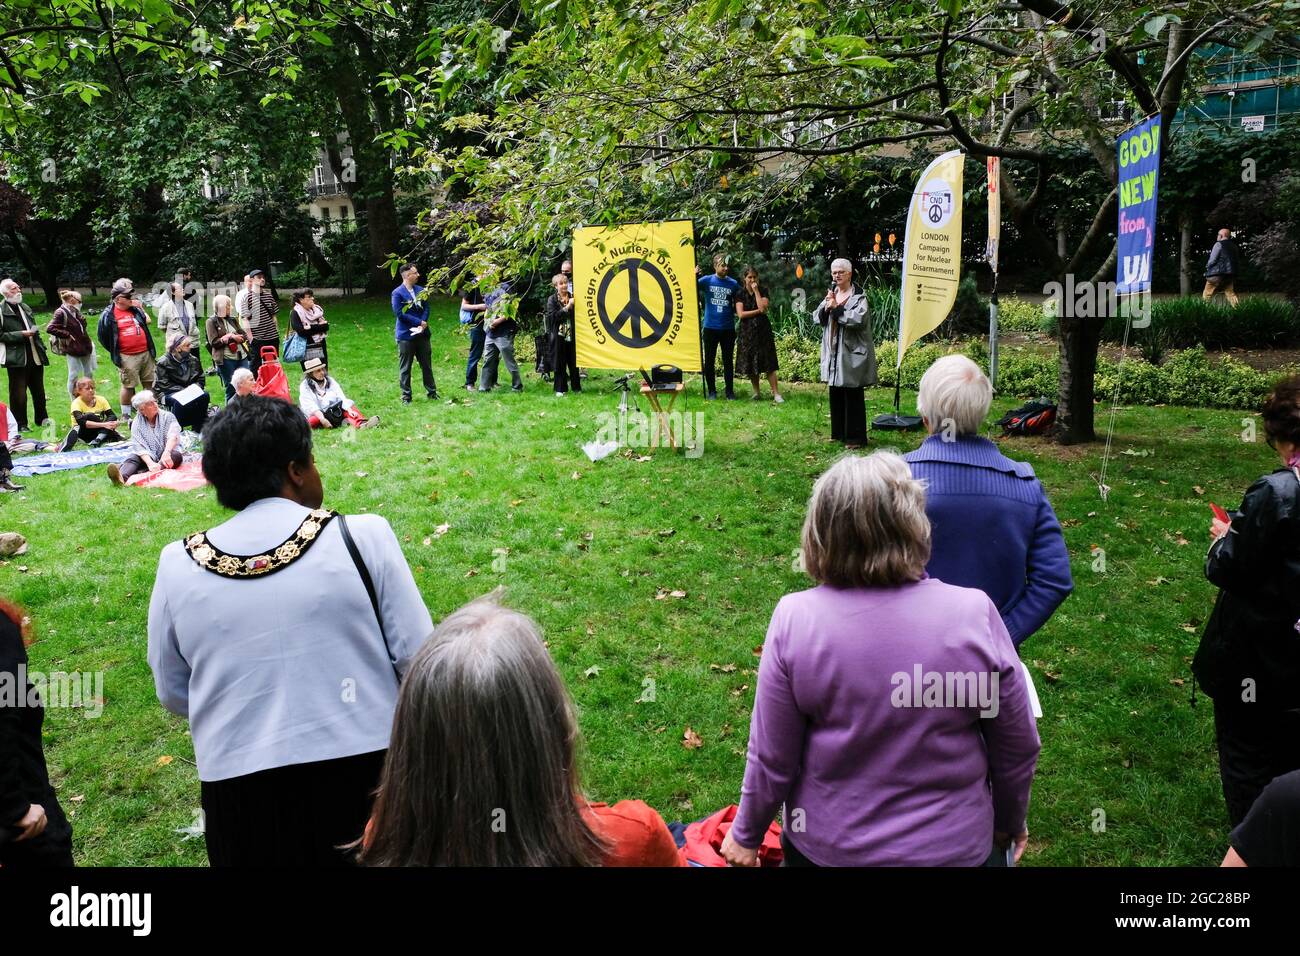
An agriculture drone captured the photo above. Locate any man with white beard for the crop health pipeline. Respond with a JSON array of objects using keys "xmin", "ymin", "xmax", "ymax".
[{"xmin": 0, "ymin": 278, "xmax": 50, "ymax": 433}]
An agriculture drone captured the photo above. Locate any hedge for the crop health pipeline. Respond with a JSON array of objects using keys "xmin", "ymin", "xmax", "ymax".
[
  {"xmin": 774, "ymin": 335, "xmax": 1298, "ymax": 411},
  {"xmin": 1039, "ymin": 295, "xmax": 1300, "ymax": 349}
]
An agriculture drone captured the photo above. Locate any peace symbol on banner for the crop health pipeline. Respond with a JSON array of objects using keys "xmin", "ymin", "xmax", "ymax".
[{"xmin": 597, "ymin": 258, "xmax": 674, "ymax": 349}]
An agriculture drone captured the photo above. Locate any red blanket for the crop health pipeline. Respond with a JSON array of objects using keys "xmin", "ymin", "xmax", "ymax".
[{"xmin": 125, "ymin": 457, "xmax": 207, "ymax": 491}]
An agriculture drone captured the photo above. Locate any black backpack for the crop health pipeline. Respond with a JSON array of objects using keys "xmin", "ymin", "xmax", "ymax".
[{"xmin": 997, "ymin": 398, "xmax": 1057, "ymax": 436}]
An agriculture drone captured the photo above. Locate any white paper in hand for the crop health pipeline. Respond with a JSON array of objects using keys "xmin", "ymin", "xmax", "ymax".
[
  {"xmin": 1020, "ymin": 660, "xmax": 1043, "ymax": 720},
  {"xmin": 172, "ymin": 383, "xmax": 206, "ymax": 405}
]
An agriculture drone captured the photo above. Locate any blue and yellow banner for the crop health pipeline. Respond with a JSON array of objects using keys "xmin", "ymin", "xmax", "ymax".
[{"xmin": 1116, "ymin": 116, "xmax": 1161, "ymax": 295}]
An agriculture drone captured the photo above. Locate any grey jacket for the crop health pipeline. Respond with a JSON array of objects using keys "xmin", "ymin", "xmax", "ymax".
[
  {"xmin": 814, "ymin": 287, "xmax": 877, "ymax": 388},
  {"xmin": 1205, "ymin": 238, "xmax": 1239, "ymax": 278}
]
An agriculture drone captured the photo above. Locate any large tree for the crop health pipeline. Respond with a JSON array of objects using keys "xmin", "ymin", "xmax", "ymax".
[{"xmin": 412, "ymin": 0, "xmax": 1299, "ymax": 442}]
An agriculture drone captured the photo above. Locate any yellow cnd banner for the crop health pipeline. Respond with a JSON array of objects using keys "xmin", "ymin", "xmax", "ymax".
[
  {"xmin": 897, "ymin": 150, "xmax": 965, "ymax": 365},
  {"xmin": 573, "ymin": 220, "xmax": 701, "ymax": 371}
]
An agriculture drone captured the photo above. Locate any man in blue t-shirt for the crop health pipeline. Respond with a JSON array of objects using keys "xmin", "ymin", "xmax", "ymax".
[{"xmin": 697, "ymin": 255, "xmax": 741, "ymax": 399}]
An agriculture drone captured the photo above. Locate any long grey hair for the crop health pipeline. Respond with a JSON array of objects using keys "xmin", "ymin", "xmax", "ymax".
[{"xmin": 361, "ymin": 593, "xmax": 608, "ymax": 866}]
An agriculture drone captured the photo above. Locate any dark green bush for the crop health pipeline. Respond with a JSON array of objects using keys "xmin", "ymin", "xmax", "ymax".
[
  {"xmin": 1040, "ymin": 295, "xmax": 1299, "ymax": 349},
  {"xmin": 774, "ymin": 335, "xmax": 1298, "ymax": 410}
]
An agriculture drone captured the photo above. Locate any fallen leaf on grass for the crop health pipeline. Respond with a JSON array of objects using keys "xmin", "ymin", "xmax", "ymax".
[
  {"xmin": 709, "ymin": 663, "xmax": 738, "ymax": 673},
  {"xmin": 571, "ymin": 471, "xmax": 582, "ymax": 480},
  {"xmin": 584, "ymin": 665, "xmax": 601, "ymax": 678},
  {"xmin": 355, "ymin": 471, "xmax": 368, "ymax": 478},
  {"xmin": 433, "ymin": 523, "xmax": 450, "ymax": 538},
  {"xmin": 465, "ymin": 568, "xmax": 479, "ymax": 577},
  {"xmin": 1033, "ymin": 661, "xmax": 1062, "ymax": 683},
  {"xmin": 156, "ymin": 756, "xmax": 174, "ymax": 767},
  {"xmin": 1193, "ymin": 485, "xmax": 1205, "ymax": 496},
  {"xmin": 658, "ymin": 528, "xmax": 676, "ymax": 538},
  {"xmin": 682, "ymin": 727, "xmax": 703, "ymax": 749}
]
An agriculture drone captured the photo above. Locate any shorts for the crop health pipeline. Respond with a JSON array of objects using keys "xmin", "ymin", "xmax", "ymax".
[{"xmin": 118, "ymin": 350, "xmax": 156, "ymax": 390}]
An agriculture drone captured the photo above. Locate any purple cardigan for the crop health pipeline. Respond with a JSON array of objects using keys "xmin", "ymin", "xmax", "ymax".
[
  {"xmin": 904, "ymin": 435, "xmax": 1073, "ymax": 646},
  {"xmin": 731, "ymin": 578, "xmax": 1040, "ymax": 866}
]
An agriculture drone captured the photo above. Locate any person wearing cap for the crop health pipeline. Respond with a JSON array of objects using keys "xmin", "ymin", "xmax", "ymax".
[
  {"xmin": 241, "ymin": 270, "xmax": 281, "ymax": 376},
  {"xmin": 299, "ymin": 357, "xmax": 378, "ymax": 430},
  {"xmin": 97, "ymin": 284, "xmax": 157, "ymax": 422},
  {"xmin": 153, "ymin": 332, "xmax": 210, "ymax": 431}
]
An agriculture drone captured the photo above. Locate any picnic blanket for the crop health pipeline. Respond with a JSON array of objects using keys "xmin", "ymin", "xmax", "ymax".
[
  {"xmin": 9, "ymin": 431, "xmax": 204, "ymax": 478},
  {"xmin": 125, "ymin": 457, "xmax": 207, "ymax": 492},
  {"xmin": 9, "ymin": 441, "xmax": 134, "ymax": 477}
]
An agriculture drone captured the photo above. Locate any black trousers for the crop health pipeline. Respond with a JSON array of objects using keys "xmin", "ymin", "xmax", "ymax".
[
  {"xmin": 164, "ymin": 392, "xmax": 211, "ymax": 431},
  {"xmin": 828, "ymin": 385, "xmax": 867, "ymax": 443},
  {"xmin": 398, "ymin": 335, "xmax": 436, "ymax": 400},
  {"xmin": 6, "ymin": 364, "xmax": 48, "ymax": 431},
  {"xmin": 553, "ymin": 337, "xmax": 581, "ymax": 393},
  {"xmin": 200, "ymin": 749, "xmax": 386, "ymax": 867},
  {"xmin": 249, "ymin": 336, "xmax": 281, "ymax": 376},
  {"xmin": 702, "ymin": 327, "xmax": 736, "ymax": 397},
  {"xmin": 1213, "ymin": 698, "xmax": 1300, "ymax": 827},
  {"xmin": 782, "ymin": 830, "xmax": 1008, "ymax": 867}
]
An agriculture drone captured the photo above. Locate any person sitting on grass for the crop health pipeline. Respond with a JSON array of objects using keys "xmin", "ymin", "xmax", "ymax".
[
  {"xmin": 299, "ymin": 357, "xmax": 379, "ymax": 430},
  {"xmin": 230, "ymin": 366, "xmax": 257, "ymax": 399},
  {"xmin": 60, "ymin": 377, "xmax": 125, "ymax": 451},
  {"xmin": 360, "ymin": 593, "xmax": 684, "ymax": 867},
  {"xmin": 107, "ymin": 390, "xmax": 181, "ymax": 485},
  {"xmin": 153, "ymin": 333, "xmax": 210, "ymax": 432}
]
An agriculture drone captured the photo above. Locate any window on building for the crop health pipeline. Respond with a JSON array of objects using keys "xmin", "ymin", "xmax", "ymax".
[
  {"xmin": 339, "ymin": 206, "xmax": 348, "ymax": 220},
  {"xmin": 314, "ymin": 165, "xmax": 325, "ymax": 187}
]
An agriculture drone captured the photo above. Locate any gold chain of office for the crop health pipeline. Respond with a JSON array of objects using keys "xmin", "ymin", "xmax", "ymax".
[{"xmin": 183, "ymin": 509, "xmax": 338, "ymax": 578}]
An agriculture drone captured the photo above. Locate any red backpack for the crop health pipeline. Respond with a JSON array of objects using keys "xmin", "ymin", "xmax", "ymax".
[
  {"xmin": 680, "ymin": 805, "xmax": 784, "ymax": 867},
  {"xmin": 997, "ymin": 398, "xmax": 1057, "ymax": 436}
]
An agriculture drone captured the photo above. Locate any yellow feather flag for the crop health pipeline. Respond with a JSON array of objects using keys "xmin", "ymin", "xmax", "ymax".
[{"xmin": 896, "ymin": 150, "xmax": 965, "ymax": 366}]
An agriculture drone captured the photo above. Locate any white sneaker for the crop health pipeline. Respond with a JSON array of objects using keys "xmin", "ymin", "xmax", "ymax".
[{"xmin": 773, "ymin": 394, "xmax": 785, "ymax": 404}]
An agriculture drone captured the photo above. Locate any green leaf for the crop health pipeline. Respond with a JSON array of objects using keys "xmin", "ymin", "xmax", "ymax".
[{"xmin": 309, "ymin": 30, "xmax": 334, "ymax": 47}]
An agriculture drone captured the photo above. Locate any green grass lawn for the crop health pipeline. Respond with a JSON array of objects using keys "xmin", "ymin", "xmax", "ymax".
[{"xmin": 2, "ymin": 295, "xmax": 1269, "ymax": 866}]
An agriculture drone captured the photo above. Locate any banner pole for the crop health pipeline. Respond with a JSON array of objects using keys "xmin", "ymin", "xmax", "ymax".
[{"xmin": 988, "ymin": 270, "xmax": 1000, "ymax": 390}]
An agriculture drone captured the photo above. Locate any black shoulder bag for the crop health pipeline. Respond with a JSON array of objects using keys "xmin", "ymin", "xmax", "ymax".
[{"xmin": 337, "ymin": 515, "xmax": 402, "ymax": 682}]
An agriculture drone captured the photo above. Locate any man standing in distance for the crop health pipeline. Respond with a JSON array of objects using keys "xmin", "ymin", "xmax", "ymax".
[
  {"xmin": 96, "ymin": 284, "xmax": 156, "ymax": 423},
  {"xmin": 0, "ymin": 278, "xmax": 50, "ymax": 431},
  {"xmin": 697, "ymin": 254, "xmax": 741, "ymax": 399},
  {"xmin": 392, "ymin": 263, "xmax": 438, "ymax": 404},
  {"xmin": 1203, "ymin": 228, "xmax": 1241, "ymax": 307},
  {"xmin": 243, "ymin": 270, "xmax": 281, "ymax": 376}
]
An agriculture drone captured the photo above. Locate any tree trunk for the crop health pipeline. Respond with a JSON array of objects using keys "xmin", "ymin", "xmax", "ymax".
[
  {"xmin": 1056, "ymin": 315, "xmax": 1103, "ymax": 444},
  {"xmin": 1179, "ymin": 211, "xmax": 1193, "ymax": 296}
]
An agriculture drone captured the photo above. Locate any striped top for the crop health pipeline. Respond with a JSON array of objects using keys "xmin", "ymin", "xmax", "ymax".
[{"xmin": 241, "ymin": 288, "xmax": 280, "ymax": 340}]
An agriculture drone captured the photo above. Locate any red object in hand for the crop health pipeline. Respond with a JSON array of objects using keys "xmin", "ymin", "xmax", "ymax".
[{"xmin": 1210, "ymin": 503, "xmax": 1230, "ymax": 524}]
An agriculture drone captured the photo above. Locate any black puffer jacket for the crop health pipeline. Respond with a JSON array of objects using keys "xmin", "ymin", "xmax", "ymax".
[
  {"xmin": 1194, "ymin": 467, "xmax": 1300, "ymax": 708},
  {"xmin": 152, "ymin": 349, "xmax": 205, "ymax": 397}
]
